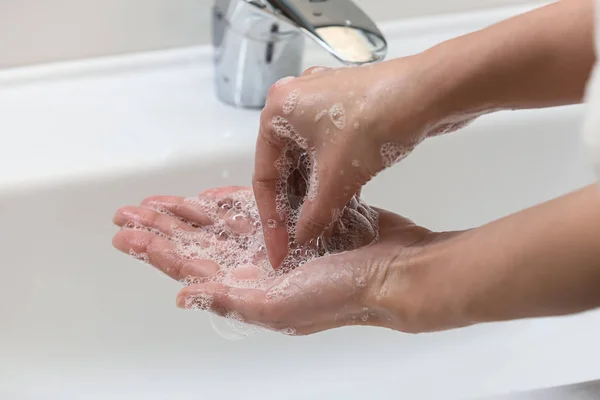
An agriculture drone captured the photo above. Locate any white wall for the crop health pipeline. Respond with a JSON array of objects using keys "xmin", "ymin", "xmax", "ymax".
[{"xmin": 1, "ymin": 0, "xmax": 540, "ymax": 68}]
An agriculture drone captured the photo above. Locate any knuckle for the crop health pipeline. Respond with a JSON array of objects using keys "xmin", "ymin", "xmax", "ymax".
[
  {"xmin": 257, "ymin": 122, "xmax": 284, "ymax": 152},
  {"xmin": 168, "ymin": 256, "xmax": 188, "ymax": 277},
  {"xmin": 302, "ymin": 66, "xmax": 327, "ymax": 76},
  {"xmin": 252, "ymin": 177, "xmax": 275, "ymax": 193},
  {"xmin": 266, "ymin": 82, "xmax": 287, "ymax": 104},
  {"xmin": 145, "ymin": 233, "xmax": 163, "ymax": 254}
]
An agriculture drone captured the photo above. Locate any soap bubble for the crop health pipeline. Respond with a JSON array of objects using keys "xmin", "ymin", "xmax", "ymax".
[
  {"xmin": 128, "ymin": 250, "xmax": 149, "ymax": 264},
  {"xmin": 282, "ymin": 89, "xmax": 300, "ymax": 115},
  {"xmin": 329, "ymin": 103, "xmax": 346, "ymax": 129},
  {"xmin": 380, "ymin": 142, "xmax": 408, "ymax": 168},
  {"xmin": 210, "ymin": 313, "xmax": 262, "ymax": 341},
  {"xmin": 315, "ymin": 109, "xmax": 328, "ymax": 122}
]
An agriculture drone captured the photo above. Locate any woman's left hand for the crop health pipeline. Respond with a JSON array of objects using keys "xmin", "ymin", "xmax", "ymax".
[{"xmin": 113, "ymin": 186, "xmax": 469, "ymax": 335}]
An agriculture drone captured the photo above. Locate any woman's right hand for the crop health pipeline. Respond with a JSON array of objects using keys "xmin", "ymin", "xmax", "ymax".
[
  {"xmin": 253, "ymin": 56, "xmax": 466, "ymax": 267},
  {"xmin": 254, "ymin": 0, "xmax": 597, "ymax": 269}
]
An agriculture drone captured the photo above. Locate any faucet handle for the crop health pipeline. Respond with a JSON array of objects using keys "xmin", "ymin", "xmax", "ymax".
[{"xmin": 265, "ymin": 0, "xmax": 387, "ymax": 64}]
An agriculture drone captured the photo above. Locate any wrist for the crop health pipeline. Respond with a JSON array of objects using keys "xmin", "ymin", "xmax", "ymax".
[
  {"xmin": 418, "ymin": 36, "xmax": 500, "ymax": 127},
  {"xmin": 375, "ymin": 38, "xmax": 494, "ymax": 144},
  {"xmin": 371, "ymin": 233, "xmax": 477, "ymax": 333}
]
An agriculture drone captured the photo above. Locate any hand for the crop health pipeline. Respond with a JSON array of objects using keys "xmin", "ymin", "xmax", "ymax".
[
  {"xmin": 253, "ymin": 59, "xmax": 468, "ymax": 268},
  {"xmin": 112, "ymin": 186, "xmax": 468, "ymax": 335}
]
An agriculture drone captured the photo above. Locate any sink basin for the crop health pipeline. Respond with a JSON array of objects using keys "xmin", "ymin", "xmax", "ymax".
[{"xmin": 1, "ymin": 3, "xmax": 599, "ymax": 399}]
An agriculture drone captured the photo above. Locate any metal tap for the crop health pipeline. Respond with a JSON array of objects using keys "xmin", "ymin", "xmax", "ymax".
[{"xmin": 212, "ymin": 0, "xmax": 387, "ymax": 108}]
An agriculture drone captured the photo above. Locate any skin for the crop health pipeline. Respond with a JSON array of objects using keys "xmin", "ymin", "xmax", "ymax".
[
  {"xmin": 113, "ymin": 0, "xmax": 600, "ymax": 334},
  {"xmin": 254, "ymin": 0, "xmax": 596, "ymax": 267},
  {"xmin": 114, "ymin": 187, "xmax": 431, "ymax": 334}
]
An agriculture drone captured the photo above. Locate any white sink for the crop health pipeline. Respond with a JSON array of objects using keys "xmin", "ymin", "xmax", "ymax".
[{"xmin": 1, "ymin": 3, "xmax": 599, "ymax": 399}]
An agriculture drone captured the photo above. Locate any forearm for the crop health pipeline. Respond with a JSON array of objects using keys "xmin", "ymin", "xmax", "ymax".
[
  {"xmin": 441, "ymin": 185, "xmax": 600, "ymax": 325},
  {"xmin": 424, "ymin": 0, "xmax": 595, "ymax": 117}
]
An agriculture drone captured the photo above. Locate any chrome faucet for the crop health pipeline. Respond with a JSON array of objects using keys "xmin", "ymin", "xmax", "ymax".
[{"xmin": 212, "ymin": 0, "xmax": 387, "ymax": 108}]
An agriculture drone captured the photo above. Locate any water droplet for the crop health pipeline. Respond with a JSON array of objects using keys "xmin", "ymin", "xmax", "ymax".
[
  {"xmin": 217, "ymin": 231, "xmax": 229, "ymax": 241},
  {"xmin": 218, "ymin": 200, "xmax": 233, "ymax": 210}
]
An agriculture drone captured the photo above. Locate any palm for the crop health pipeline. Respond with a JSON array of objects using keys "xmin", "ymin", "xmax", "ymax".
[{"xmin": 113, "ymin": 186, "xmax": 433, "ymax": 335}]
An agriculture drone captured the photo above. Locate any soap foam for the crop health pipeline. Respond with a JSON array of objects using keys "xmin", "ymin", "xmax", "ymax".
[
  {"xmin": 380, "ymin": 142, "xmax": 409, "ymax": 168},
  {"xmin": 185, "ymin": 293, "xmax": 213, "ymax": 311},
  {"xmin": 128, "ymin": 249, "xmax": 149, "ymax": 264},
  {"xmin": 315, "ymin": 109, "xmax": 328, "ymax": 122},
  {"xmin": 282, "ymin": 89, "xmax": 300, "ymax": 115},
  {"xmin": 329, "ymin": 103, "xmax": 346, "ymax": 130},
  {"xmin": 125, "ymin": 118, "xmax": 381, "ymax": 339}
]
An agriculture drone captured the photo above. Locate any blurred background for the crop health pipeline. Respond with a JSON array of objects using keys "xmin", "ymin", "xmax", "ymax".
[{"xmin": 0, "ymin": 0, "xmax": 543, "ymax": 68}]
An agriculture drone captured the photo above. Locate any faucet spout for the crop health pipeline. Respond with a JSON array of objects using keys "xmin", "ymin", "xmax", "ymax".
[{"xmin": 212, "ymin": 0, "xmax": 387, "ymax": 108}]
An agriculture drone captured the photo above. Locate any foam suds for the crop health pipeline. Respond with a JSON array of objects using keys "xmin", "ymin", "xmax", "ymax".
[
  {"xmin": 428, "ymin": 118, "xmax": 475, "ymax": 137},
  {"xmin": 380, "ymin": 142, "xmax": 410, "ymax": 168},
  {"xmin": 185, "ymin": 293, "xmax": 213, "ymax": 311},
  {"xmin": 306, "ymin": 149, "xmax": 319, "ymax": 202},
  {"xmin": 125, "ymin": 118, "xmax": 381, "ymax": 339},
  {"xmin": 128, "ymin": 249, "xmax": 149, "ymax": 264},
  {"xmin": 329, "ymin": 103, "xmax": 346, "ymax": 130},
  {"xmin": 282, "ymin": 89, "xmax": 300, "ymax": 115},
  {"xmin": 280, "ymin": 327, "xmax": 297, "ymax": 336},
  {"xmin": 315, "ymin": 109, "xmax": 328, "ymax": 122},
  {"xmin": 210, "ymin": 313, "xmax": 262, "ymax": 340},
  {"xmin": 272, "ymin": 116, "xmax": 308, "ymax": 149}
]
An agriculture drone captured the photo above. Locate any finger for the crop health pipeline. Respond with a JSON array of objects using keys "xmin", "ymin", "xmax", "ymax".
[
  {"xmin": 112, "ymin": 230, "xmax": 220, "ymax": 280},
  {"xmin": 330, "ymin": 208, "xmax": 376, "ymax": 249},
  {"xmin": 253, "ymin": 126, "xmax": 290, "ymax": 268},
  {"xmin": 195, "ymin": 187, "xmax": 253, "ymax": 220},
  {"xmin": 295, "ymin": 171, "xmax": 361, "ymax": 245},
  {"xmin": 199, "ymin": 186, "xmax": 249, "ymax": 197},
  {"xmin": 113, "ymin": 206, "xmax": 195, "ymax": 236},
  {"xmin": 141, "ymin": 196, "xmax": 214, "ymax": 226},
  {"xmin": 231, "ymin": 265, "xmax": 265, "ymax": 281}
]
